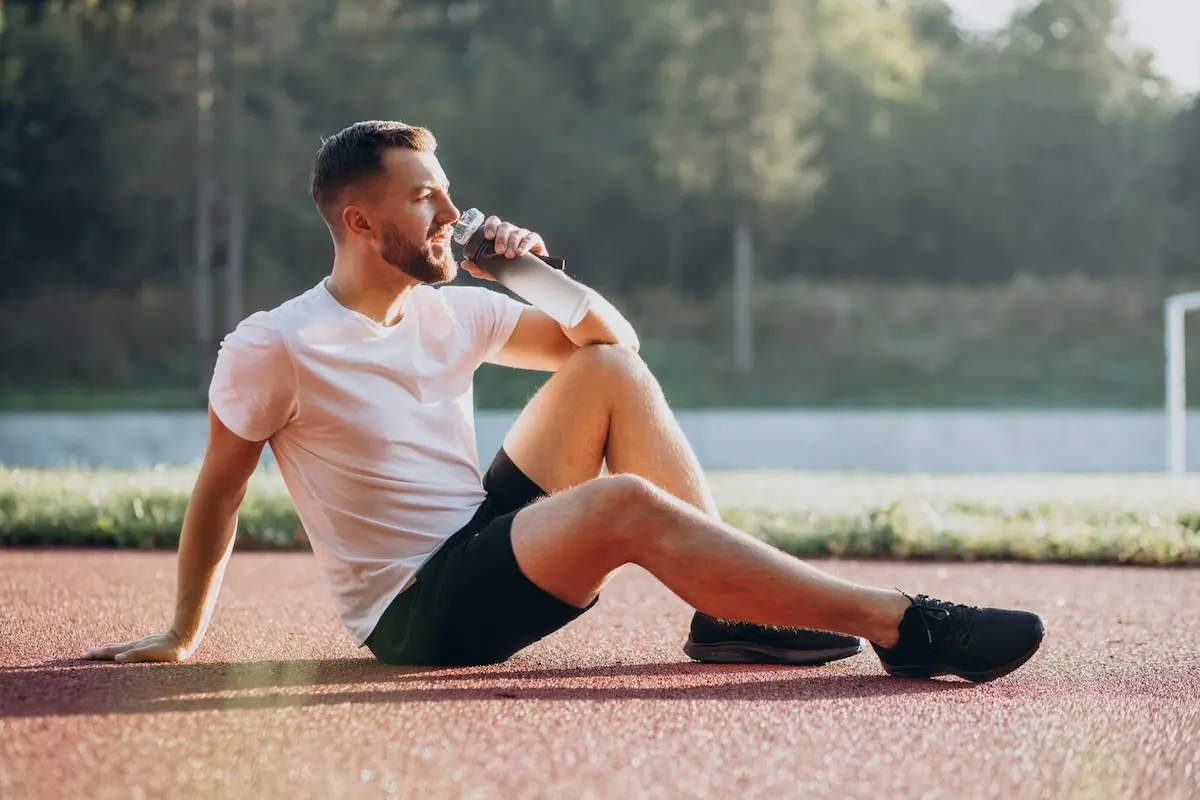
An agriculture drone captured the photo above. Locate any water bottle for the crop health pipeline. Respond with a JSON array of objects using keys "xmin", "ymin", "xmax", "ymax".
[{"xmin": 452, "ymin": 208, "xmax": 593, "ymax": 327}]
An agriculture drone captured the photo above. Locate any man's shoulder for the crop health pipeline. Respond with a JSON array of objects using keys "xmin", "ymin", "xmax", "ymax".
[
  {"xmin": 266, "ymin": 282, "xmax": 328, "ymax": 325},
  {"xmin": 220, "ymin": 284, "xmax": 325, "ymax": 357},
  {"xmin": 229, "ymin": 284, "xmax": 324, "ymax": 334}
]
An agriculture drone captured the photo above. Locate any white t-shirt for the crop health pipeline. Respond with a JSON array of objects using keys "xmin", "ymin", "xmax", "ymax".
[{"xmin": 208, "ymin": 279, "xmax": 527, "ymax": 645}]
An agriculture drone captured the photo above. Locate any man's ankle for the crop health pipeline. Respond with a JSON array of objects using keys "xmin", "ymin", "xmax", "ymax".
[{"xmin": 866, "ymin": 590, "xmax": 911, "ymax": 649}]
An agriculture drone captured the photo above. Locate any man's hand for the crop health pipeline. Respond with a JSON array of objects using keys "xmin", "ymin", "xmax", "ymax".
[
  {"xmin": 463, "ymin": 216, "xmax": 639, "ymax": 363},
  {"xmin": 461, "ymin": 215, "xmax": 547, "ymax": 281},
  {"xmin": 82, "ymin": 630, "xmax": 192, "ymax": 664}
]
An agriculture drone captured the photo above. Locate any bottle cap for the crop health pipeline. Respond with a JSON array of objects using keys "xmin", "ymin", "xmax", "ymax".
[{"xmin": 452, "ymin": 208, "xmax": 485, "ymax": 246}]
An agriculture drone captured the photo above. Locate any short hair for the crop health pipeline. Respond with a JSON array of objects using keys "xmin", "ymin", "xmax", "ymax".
[{"xmin": 310, "ymin": 120, "xmax": 437, "ymax": 231}]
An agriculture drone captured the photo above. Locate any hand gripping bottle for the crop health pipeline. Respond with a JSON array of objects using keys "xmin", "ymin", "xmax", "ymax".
[{"xmin": 452, "ymin": 208, "xmax": 592, "ymax": 327}]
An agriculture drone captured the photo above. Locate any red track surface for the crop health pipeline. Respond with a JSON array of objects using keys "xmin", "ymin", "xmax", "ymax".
[{"xmin": 2, "ymin": 551, "xmax": 1197, "ymax": 799}]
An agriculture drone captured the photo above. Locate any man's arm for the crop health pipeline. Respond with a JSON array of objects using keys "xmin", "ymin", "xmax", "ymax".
[
  {"xmin": 466, "ymin": 216, "xmax": 639, "ymax": 372},
  {"xmin": 559, "ymin": 288, "xmax": 640, "ymax": 352},
  {"xmin": 487, "ymin": 292, "xmax": 639, "ymax": 372},
  {"xmin": 82, "ymin": 407, "xmax": 266, "ymax": 663}
]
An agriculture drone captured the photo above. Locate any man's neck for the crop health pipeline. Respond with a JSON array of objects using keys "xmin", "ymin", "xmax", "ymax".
[{"xmin": 326, "ymin": 254, "xmax": 418, "ymax": 327}]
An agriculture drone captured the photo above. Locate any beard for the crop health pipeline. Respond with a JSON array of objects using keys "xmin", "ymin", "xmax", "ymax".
[{"xmin": 379, "ymin": 220, "xmax": 457, "ymax": 284}]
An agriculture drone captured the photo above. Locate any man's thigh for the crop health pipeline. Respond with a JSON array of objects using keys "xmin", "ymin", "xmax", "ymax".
[
  {"xmin": 508, "ymin": 475, "xmax": 646, "ymax": 609},
  {"xmin": 500, "ymin": 349, "xmax": 614, "ymax": 494}
]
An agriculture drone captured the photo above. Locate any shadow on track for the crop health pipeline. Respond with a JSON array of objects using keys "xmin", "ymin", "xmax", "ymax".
[{"xmin": 0, "ymin": 658, "xmax": 974, "ymax": 717}]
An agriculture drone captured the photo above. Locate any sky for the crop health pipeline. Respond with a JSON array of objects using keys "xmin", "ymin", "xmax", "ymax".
[{"xmin": 948, "ymin": 0, "xmax": 1200, "ymax": 93}]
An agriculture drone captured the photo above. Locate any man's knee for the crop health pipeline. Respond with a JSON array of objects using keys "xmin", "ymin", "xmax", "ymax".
[
  {"xmin": 594, "ymin": 474, "xmax": 673, "ymax": 550},
  {"xmin": 516, "ymin": 474, "xmax": 665, "ymax": 563},
  {"xmin": 603, "ymin": 472, "xmax": 657, "ymax": 503},
  {"xmin": 565, "ymin": 344, "xmax": 655, "ymax": 390}
]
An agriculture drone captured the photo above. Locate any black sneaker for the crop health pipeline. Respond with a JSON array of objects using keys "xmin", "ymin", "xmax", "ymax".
[
  {"xmin": 683, "ymin": 612, "xmax": 865, "ymax": 665},
  {"xmin": 872, "ymin": 592, "xmax": 1046, "ymax": 683}
]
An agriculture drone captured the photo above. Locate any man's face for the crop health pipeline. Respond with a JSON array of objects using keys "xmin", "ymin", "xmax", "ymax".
[{"xmin": 356, "ymin": 148, "xmax": 460, "ymax": 284}]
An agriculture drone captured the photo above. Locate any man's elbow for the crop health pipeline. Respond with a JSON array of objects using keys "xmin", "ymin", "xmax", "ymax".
[
  {"xmin": 583, "ymin": 332, "xmax": 639, "ymax": 353},
  {"xmin": 609, "ymin": 319, "xmax": 640, "ymax": 353},
  {"xmin": 622, "ymin": 320, "xmax": 641, "ymax": 352}
]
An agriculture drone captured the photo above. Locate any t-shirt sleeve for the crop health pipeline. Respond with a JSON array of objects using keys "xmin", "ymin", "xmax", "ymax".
[
  {"xmin": 444, "ymin": 286, "xmax": 528, "ymax": 361},
  {"xmin": 208, "ymin": 311, "xmax": 298, "ymax": 442}
]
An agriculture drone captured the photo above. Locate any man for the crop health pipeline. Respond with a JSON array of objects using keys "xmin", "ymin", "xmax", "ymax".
[{"xmin": 84, "ymin": 121, "xmax": 1045, "ymax": 681}]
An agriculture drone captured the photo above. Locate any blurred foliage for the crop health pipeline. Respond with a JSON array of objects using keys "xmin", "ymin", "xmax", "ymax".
[
  {"xmin": 6, "ymin": 275, "xmax": 1195, "ymax": 408},
  {"xmin": 1, "ymin": 0, "xmax": 1198, "ymax": 405},
  {"xmin": 4, "ymin": 467, "xmax": 1199, "ymax": 564},
  {"xmin": 474, "ymin": 274, "xmax": 1200, "ymax": 408}
]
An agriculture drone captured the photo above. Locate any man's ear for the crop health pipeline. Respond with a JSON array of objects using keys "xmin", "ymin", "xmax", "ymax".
[{"xmin": 342, "ymin": 206, "xmax": 372, "ymax": 238}]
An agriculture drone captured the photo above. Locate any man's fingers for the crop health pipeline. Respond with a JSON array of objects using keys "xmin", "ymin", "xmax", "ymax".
[
  {"xmin": 81, "ymin": 640, "xmax": 139, "ymax": 660},
  {"xmin": 483, "ymin": 215, "xmax": 502, "ymax": 239},
  {"xmin": 81, "ymin": 632, "xmax": 185, "ymax": 663},
  {"xmin": 461, "ymin": 260, "xmax": 493, "ymax": 281},
  {"xmin": 502, "ymin": 227, "xmax": 527, "ymax": 257},
  {"xmin": 482, "ymin": 219, "xmax": 544, "ymax": 258},
  {"xmin": 517, "ymin": 232, "xmax": 544, "ymax": 256},
  {"xmin": 493, "ymin": 223, "xmax": 517, "ymax": 255},
  {"xmin": 114, "ymin": 645, "xmax": 178, "ymax": 664},
  {"xmin": 113, "ymin": 648, "xmax": 147, "ymax": 664}
]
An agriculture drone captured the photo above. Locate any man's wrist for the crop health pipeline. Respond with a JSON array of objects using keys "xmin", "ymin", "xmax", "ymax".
[{"xmin": 168, "ymin": 625, "xmax": 197, "ymax": 652}]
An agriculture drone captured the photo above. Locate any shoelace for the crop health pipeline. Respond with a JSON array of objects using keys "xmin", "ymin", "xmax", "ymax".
[{"xmin": 898, "ymin": 591, "xmax": 976, "ymax": 648}]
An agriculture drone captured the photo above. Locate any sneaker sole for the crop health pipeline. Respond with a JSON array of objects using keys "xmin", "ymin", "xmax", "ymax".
[
  {"xmin": 879, "ymin": 640, "xmax": 1043, "ymax": 683},
  {"xmin": 683, "ymin": 639, "xmax": 866, "ymax": 666}
]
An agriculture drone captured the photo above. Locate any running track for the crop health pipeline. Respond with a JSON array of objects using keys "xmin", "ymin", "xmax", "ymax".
[{"xmin": 2, "ymin": 551, "xmax": 1196, "ymax": 799}]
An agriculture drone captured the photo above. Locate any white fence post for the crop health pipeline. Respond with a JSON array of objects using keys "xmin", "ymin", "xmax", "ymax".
[{"xmin": 1165, "ymin": 291, "xmax": 1200, "ymax": 474}]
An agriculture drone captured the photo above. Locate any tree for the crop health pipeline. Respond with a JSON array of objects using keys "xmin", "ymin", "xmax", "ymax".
[
  {"xmin": 1170, "ymin": 96, "xmax": 1200, "ymax": 278},
  {"xmin": 782, "ymin": 0, "xmax": 935, "ymax": 282},
  {"xmin": 995, "ymin": 0, "xmax": 1177, "ymax": 278},
  {"xmin": 195, "ymin": 0, "xmax": 216, "ymax": 391},
  {"xmin": 643, "ymin": 0, "xmax": 824, "ymax": 375},
  {"xmin": 0, "ymin": 2, "xmax": 116, "ymax": 299}
]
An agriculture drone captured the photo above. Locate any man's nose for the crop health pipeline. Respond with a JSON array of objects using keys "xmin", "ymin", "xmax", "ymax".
[{"xmin": 439, "ymin": 196, "xmax": 460, "ymax": 226}]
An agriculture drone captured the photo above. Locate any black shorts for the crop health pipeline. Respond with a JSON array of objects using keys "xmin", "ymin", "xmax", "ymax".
[{"xmin": 364, "ymin": 449, "xmax": 598, "ymax": 666}]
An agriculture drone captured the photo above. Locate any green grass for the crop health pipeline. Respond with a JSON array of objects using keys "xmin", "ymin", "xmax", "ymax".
[{"xmin": 4, "ymin": 468, "xmax": 1200, "ymax": 566}]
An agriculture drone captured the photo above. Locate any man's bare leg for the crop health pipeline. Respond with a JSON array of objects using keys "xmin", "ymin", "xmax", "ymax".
[
  {"xmin": 499, "ymin": 345, "xmax": 905, "ymax": 644},
  {"xmin": 501, "ymin": 344, "xmax": 717, "ymax": 513},
  {"xmin": 510, "ymin": 473, "xmax": 910, "ymax": 646}
]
